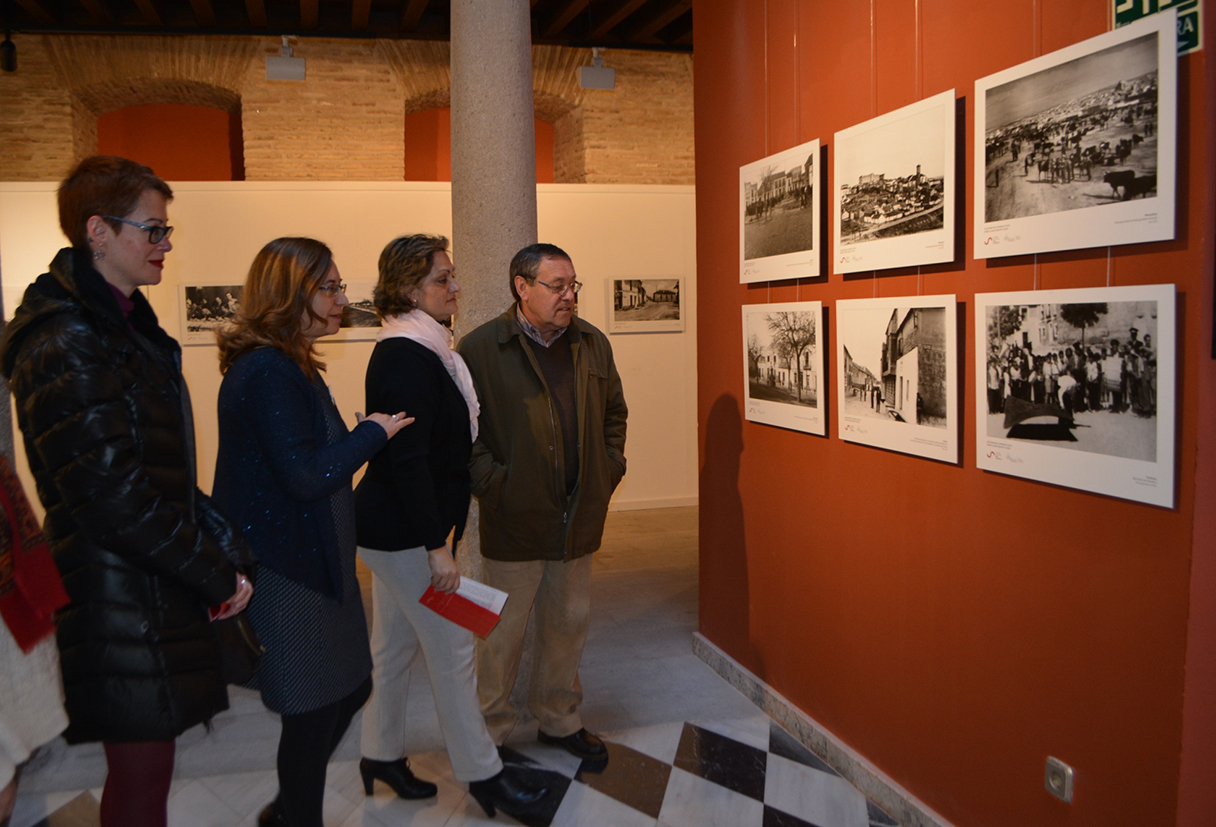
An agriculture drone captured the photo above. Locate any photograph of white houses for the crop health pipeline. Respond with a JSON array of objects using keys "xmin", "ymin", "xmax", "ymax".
[
  {"xmin": 742, "ymin": 302, "xmax": 825, "ymax": 435},
  {"xmin": 609, "ymin": 278, "xmax": 684, "ymax": 332},
  {"xmin": 836, "ymin": 296, "xmax": 958, "ymax": 462}
]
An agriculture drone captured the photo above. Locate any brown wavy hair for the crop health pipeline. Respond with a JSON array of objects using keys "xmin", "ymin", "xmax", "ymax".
[
  {"xmin": 216, "ymin": 237, "xmax": 335, "ymax": 375},
  {"xmin": 373, "ymin": 234, "xmax": 449, "ymax": 319}
]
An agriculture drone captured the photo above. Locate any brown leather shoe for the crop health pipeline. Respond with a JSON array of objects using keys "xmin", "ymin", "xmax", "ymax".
[{"xmin": 537, "ymin": 727, "xmax": 607, "ymax": 759}]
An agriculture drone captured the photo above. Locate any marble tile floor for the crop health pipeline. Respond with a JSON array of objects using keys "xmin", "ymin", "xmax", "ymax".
[{"xmin": 9, "ymin": 507, "xmax": 899, "ymax": 827}]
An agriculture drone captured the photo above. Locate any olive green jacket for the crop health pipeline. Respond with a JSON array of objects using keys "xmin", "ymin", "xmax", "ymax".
[{"xmin": 458, "ymin": 307, "xmax": 627, "ymax": 561}]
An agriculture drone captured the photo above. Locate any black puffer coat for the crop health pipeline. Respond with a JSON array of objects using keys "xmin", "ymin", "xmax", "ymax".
[{"xmin": 0, "ymin": 247, "xmax": 250, "ymax": 744}]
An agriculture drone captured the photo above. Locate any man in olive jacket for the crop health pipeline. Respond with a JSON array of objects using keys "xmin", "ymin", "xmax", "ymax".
[{"xmin": 458, "ymin": 243, "xmax": 626, "ymax": 759}]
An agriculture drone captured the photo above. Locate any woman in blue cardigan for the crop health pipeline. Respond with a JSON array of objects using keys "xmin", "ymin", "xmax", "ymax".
[{"xmin": 213, "ymin": 237, "xmax": 411, "ymax": 827}]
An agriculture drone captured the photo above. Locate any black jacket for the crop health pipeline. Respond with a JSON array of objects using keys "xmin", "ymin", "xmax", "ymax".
[
  {"xmin": 0, "ymin": 247, "xmax": 250, "ymax": 743},
  {"xmin": 355, "ymin": 337, "xmax": 472, "ymax": 552}
]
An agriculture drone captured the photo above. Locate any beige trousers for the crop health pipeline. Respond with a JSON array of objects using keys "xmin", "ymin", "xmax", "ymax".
[
  {"xmin": 475, "ymin": 555, "xmax": 592, "ymax": 743},
  {"xmin": 358, "ymin": 546, "xmax": 503, "ymax": 783}
]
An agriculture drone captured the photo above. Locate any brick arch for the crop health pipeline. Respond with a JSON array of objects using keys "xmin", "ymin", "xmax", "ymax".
[
  {"xmin": 389, "ymin": 43, "xmax": 591, "ymax": 183},
  {"xmin": 43, "ymin": 35, "xmax": 256, "ymax": 161}
]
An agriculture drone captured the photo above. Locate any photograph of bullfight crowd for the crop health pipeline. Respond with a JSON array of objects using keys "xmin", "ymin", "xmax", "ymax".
[
  {"xmin": 984, "ymin": 299, "xmax": 1159, "ymax": 462},
  {"xmin": 742, "ymin": 151, "xmax": 816, "ymax": 261},
  {"xmin": 982, "ymin": 32, "xmax": 1160, "ymax": 223},
  {"xmin": 182, "ymin": 284, "xmax": 242, "ymax": 342}
]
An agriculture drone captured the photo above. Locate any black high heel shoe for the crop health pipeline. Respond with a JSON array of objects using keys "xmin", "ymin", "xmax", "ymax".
[
  {"xmin": 468, "ymin": 766, "xmax": 548, "ymax": 819},
  {"xmin": 359, "ymin": 756, "xmax": 438, "ymax": 799},
  {"xmin": 257, "ymin": 799, "xmax": 286, "ymax": 827}
]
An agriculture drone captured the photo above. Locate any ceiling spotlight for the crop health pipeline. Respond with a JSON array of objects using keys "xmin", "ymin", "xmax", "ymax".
[
  {"xmin": 2, "ymin": 32, "xmax": 16, "ymax": 73},
  {"xmin": 266, "ymin": 35, "xmax": 305, "ymax": 81},
  {"xmin": 579, "ymin": 47, "xmax": 615, "ymax": 91}
]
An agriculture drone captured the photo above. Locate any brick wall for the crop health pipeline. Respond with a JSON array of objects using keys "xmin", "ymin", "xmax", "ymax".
[{"xmin": 0, "ymin": 34, "xmax": 693, "ymax": 185}]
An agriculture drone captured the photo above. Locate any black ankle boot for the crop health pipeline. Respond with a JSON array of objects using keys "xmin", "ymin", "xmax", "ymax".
[
  {"xmin": 468, "ymin": 766, "xmax": 548, "ymax": 819},
  {"xmin": 257, "ymin": 799, "xmax": 286, "ymax": 827},
  {"xmin": 359, "ymin": 756, "xmax": 438, "ymax": 799}
]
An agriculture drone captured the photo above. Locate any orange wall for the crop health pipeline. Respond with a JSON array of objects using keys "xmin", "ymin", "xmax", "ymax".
[
  {"xmin": 403, "ymin": 108, "xmax": 554, "ymax": 183},
  {"xmin": 694, "ymin": 2, "xmax": 1215, "ymax": 826},
  {"xmin": 97, "ymin": 103, "xmax": 243, "ymax": 181}
]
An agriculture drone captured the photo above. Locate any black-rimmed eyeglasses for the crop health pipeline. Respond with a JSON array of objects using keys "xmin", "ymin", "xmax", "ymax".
[
  {"xmin": 103, "ymin": 216, "xmax": 174, "ymax": 244},
  {"xmin": 535, "ymin": 278, "xmax": 582, "ymax": 296}
]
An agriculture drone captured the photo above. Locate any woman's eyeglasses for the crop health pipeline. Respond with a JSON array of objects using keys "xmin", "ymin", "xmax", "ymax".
[
  {"xmin": 317, "ymin": 283, "xmax": 348, "ymax": 295},
  {"xmin": 103, "ymin": 216, "xmax": 174, "ymax": 244}
]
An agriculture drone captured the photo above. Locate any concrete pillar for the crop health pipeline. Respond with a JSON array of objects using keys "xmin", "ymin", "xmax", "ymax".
[{"xmin": 449, "ymin": 0, "xmax": 537, "ymax": 584}]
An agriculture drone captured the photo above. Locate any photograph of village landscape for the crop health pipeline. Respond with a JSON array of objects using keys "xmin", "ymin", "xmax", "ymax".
[
  {"xmin": 982, "ymin": 33, "xmax": 1161, "ymax": 224},
  {"xmin": 836, "ymin": 298, "xmax": 957, "ymax": 463},
  {"xmin": 740, "ymin": 138, "xmax": 820, "ymax": 283},
  {"xmin": 609, "ymin": 278, "xmax": 683, "ymax": 333},
  {"xmin": 982, "ymin": 296, "xmax": 1162, "ymax": 462},
  {"xmin": 743, "ymin": 302, "xmax": 824, "ymax": 435},
  {"xmin": 834, "ymin": 90, "xmax": 954, "ymax": 273}
]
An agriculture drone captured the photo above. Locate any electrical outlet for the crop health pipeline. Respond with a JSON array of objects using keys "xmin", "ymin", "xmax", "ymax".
[{"xmin": 1045, "ymin": 756, "xmax": 1074, "ymax": 803}]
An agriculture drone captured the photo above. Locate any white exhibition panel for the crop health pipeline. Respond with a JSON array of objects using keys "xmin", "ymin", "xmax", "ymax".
[{"xmin": 0, "ymin": 181, "xmax": 697, "ymax": 516}]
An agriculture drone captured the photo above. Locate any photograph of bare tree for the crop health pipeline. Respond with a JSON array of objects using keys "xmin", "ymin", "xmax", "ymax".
[
  {"xmin": 743, "ymin": 301, "xmax": 825, "ymax": 435},
  {"xmin": 975, "ymin": 284, "xmax": 1175, "ymax": 507},
  {"xmin": 836, "ymin": 296, "xmax": 958, "ymax": 463},
  {"xmin": 974, "ymin": 11, "xmax": 1176, "ymax": 259},
  {"xmin": 740, "ymin": 138, "xmax": 821, "ymax": 284}
]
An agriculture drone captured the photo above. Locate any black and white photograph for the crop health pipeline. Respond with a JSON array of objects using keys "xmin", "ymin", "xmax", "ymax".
[
  {"xmin": 975, "ymin": 284, "xmax": 1175, "ymax": 507},
  {"xmin": 334, "ymin": 280, "xmax": 380, "ymax": 340},
  {"xmin": 974, "ymin": 11, "xmax": 1177, "ymax": 259},
  {"xmin": 739, "ymin": 138, "xmax": 821, "ymax": 284},
  {"xmin": 835, "ymin": 296, "xmax": 958, "ymax": 463},
  {"xmin": 607, "ymin": 278, "xmax": 684, "ymax": 333},
  {"xmin": 833, "ymin": 89, "xmax": 955, "ymax": 274},
  {"xmin": 179, "ymin": 284, "xmax": 242, "ymax": 345},
  {"xmin": 743, "ymin": 301, "xmax": 825, "ymax": 435}
]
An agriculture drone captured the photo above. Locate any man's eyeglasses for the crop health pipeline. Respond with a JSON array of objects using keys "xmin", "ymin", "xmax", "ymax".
[
  {"xmin": 535, "ymin": 278, "xmax": 583, "ymax": 296},
  {"xmin": 317, "ymin": 283, "xmax": 348, "ymax": 295},
  {"xmin": 103, "ymin": 216, "xmax": 174, "ymax": 244}
]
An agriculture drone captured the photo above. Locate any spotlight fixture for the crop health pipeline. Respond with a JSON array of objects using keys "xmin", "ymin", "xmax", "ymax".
[
  {"xmin": 266, "ymin": 35, "xmax": 305, "ymax": 81},
  {"xmin": 579, "ymin": 47, "xmax": 615, "ymax": 91},
  {"xmin": 1, "ymin": 31, "xmax": 16, "ymax": 73}
]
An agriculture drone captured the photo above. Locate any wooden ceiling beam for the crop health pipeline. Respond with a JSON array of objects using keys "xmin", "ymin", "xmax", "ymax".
[
  {"xmin": 540, "ymin": 0, "xmax": 587, "ymax": 39},
  {"xmin": 76, "ymin": 0, "xmax": 114, "ymax": 25},
  {"xmin": 299, "ymin": 0, "xmax": 318, "ymax": 29},
  {"xmin": 11, "ymin": 0, "xmax": 57, "ymax": 24},
  {"xmin": 131, "ymin": 0, "xmax": 163, "ymax": 26},
  {"xmin": 244, "ymin": 0, "xmax": 266, "ymax": 28},
  {"xmin": 588, "ymin": 0, "xmax": 646, "ymax": 40},
  {"xmin": 187, "ymin": 0, "xmax": 216, "ymax": 27},
  {"xmin": 351, "ymin": 0, "xmax": 371, "ymax": 31},
  {"xmin": 399, "ymin": 0, "xmax": 428, "ymax": 33},
  {"xmin": 626, "ymin": 0, "xmax": 688, "ymax": 41}
]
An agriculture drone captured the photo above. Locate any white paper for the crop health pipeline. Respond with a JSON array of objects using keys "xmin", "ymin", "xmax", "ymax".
[{"xmin": 454, "ymin": 578, "xmax": 508, "ymax": 615}]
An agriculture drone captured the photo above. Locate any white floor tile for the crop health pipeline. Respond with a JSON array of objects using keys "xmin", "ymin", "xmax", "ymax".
[
  {"xmin": 601, "ymin": 721, "xmax": 687, "ymax": 765},
  {"xmin": 550, "ymin": 781, "xmax": 658, "ymax": 827},
  {"xmin": 166, "ymin": 779, "xmax": 241, "ymax": 827},
  {"xmin": 764, "ymin": 753, "xmax": 870, "ymax": 827},
  {"xmin": 656, "ymin": 767, "xmax": 763, "ymax": 827}
]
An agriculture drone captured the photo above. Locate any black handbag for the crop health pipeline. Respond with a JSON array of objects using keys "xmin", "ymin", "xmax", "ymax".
[{"xmin": 214, "ymin": 610, "xmax": 266, "ymax": 685}]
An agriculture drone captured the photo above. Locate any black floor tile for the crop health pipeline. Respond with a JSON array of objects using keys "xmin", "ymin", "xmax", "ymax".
[
  {"xmin": 492, "ymin": 748, "xmax": 573, "ymax": 827},
  {"xmin": 574, "ymin": 740, "xmax": 672, "ymax": 819},
  {"xmin": 768, "ymin": 724, "xmax": 840, "ymax": 777},
  {"xmin": 762, "ymin": 804, "xmax": 824, "ymax": 827},
  {"xmin": 673, "ymin": 722, "xmax": 767, "ymax": 801}
]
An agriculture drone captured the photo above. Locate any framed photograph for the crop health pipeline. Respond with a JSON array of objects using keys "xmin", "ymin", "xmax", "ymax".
[
  {"xmin": 743, "ymin": 301, "xmax": 825, "ymax": 436},
  {"xmin": 332, "ymin": 280, "xmax": 381, "ymax": 341},
  {"xmin": 180, "ymin": 284, "xmax": 242, "ymax": 345},
  {"xmin": 606, "ymin": 278, "xmax": 685, "ymax": 333},
  {"xmin": 836, "ymin": 296, "xmax": 958, "ymax": 463},
  {"xmin": 975, "ymin": 284, "xmax": 1175, "ymax": 507},
  {"xmin": 974, "ymin": 11, "xmax": 1177, "ymax": 259},
  {"xmin": 833, "ymin": 89, "xmax": 955, "ymax": 274},
  {"xmin": 740, "ymin": 138, "xmax": 821, "ymax": 283}
]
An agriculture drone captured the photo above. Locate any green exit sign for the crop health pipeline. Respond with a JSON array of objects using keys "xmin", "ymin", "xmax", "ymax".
[{"xmin": 1114, "ymin": 0, "xmax": 1202, "ymax": 55}]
